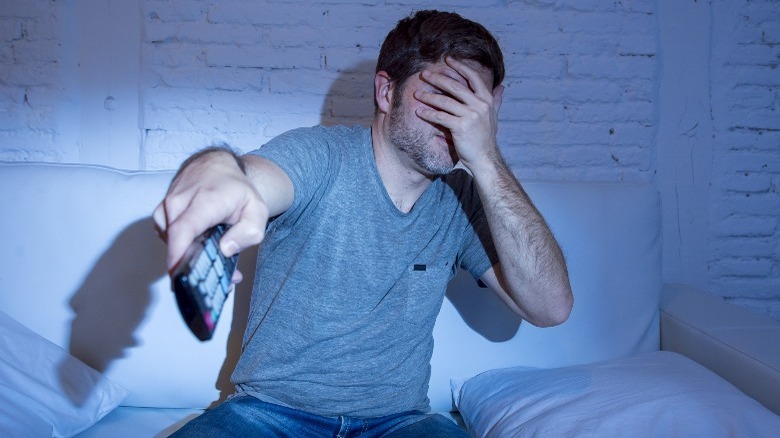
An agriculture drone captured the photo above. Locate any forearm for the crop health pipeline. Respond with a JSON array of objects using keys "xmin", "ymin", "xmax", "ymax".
[{"xmin": 471, "ymin": 152, "xmax": 572, "ymax": 326}]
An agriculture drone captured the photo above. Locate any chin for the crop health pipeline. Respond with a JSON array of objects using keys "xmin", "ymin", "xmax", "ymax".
[{"xmin": 420, "ymin": 158, "xmax": 456, "ymax": 176}]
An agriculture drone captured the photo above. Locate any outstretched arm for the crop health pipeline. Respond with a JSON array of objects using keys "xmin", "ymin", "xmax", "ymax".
[
  {"xmin": 153, "ymin": 147, "xmax": 293, "ymax": 273},
  {"xmin": 414, "ymin": 57, "xmax": 572, "ymax": 327}
]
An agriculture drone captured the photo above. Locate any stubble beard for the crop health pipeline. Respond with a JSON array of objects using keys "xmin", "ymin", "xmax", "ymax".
[{"xmin": 387, "ymin": 99, "xmax": 456, "ymax": 176}]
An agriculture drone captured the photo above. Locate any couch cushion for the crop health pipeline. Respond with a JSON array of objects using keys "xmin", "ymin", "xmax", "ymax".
[{"xmin": 430, "ymin": 181, "xmax": 662, "ymax": 411}]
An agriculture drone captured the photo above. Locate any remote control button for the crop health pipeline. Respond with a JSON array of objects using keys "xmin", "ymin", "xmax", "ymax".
[
  {"xmin": 214, "ymin": 255, "xmax": 225, "ymax": 277},
  {"xmin": 205, "ymin": 238, "xmax": 218, "ymax": 260},
  {"xmin": 205, "ymin": 269, "xmax": 219, "ymax": 293}
]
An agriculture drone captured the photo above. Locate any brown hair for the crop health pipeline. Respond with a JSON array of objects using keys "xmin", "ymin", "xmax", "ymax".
[{"xmin": 376, "ymin": 10, "xmax": 505, "ymax": 93}]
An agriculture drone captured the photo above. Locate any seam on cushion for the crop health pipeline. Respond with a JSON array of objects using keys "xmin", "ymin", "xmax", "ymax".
[{"xmin": 660, "ymin": 309, "xmax": 779, "ymax": 373}]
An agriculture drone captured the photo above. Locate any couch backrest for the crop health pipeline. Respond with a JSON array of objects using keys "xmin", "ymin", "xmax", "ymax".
[{"xmin": 0, "ymin": 162, "xmax": 662, "ymax": 412}]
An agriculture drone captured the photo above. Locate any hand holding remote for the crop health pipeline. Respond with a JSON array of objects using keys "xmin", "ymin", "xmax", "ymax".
[
  {"xmin": 152, "ymin": 148, "xmax": 268, "ymax": 272},
  {"xmin": 152, "ymin": 148, "xmax": 295, "ymax": 339}
]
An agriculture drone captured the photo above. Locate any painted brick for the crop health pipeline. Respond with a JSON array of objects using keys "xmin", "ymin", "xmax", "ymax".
[
  {"xmin": 564, "ymin": 101, "xmax": 654, "ymax": 124},
  {"xmin": 145, "ymin": 0, "xmax": 207, "ymax": 22},
  {"xmin": 712, "ymin": 277, "xmax": 780, "ymax": 300},
  {"xmin": 711, "ymin": 257, "xmax": 774, "ymax": 278},
  {"xmin": 720, "ymin": 171, "xmax": 774, "ymax": 194},
  {"xmin": 711, "ymin": 214, "xmax": 777, "ymax": 238},
  {"xmin": 713, "ymin": 237, "xmax": 777, "ymax": 259},
  {"xmin": 269, "ymin": 69, "xmax": 370, "ymax": 98},
  {"xmin": 205, "ymin": 45, "xmax": 322, "ymax": 70},
  {"xmin": 206, "ymin": 3, "xmax": 326, "ymax": 26},
  {"xmin": 504, "ymin": 53, "xmax": 565, "ymax": 79},
  {"xmin": 506, "ymin": 78, "xmax": 624, "ymax": 103},
  {"xmin": 721, "ymin": 64, "xmax": 780, "ymax": 87},
  {"xmin": 1, "ymin": 1, "xmax": 52, "ymax": 18},
  {"xmin": 0, "ymin": 17, "xmax": 23, "ymax": 41},
  {"xmin": 500, "ymin": 100, "xmax": 566, "ymax": 123},
  {"xmin": 145, "ymin": 22, "xmax": 267, "ymax": 46},
  {"xmin": 567, "ymin": 54, "xmax": 655, "ymax": 80},
  {"xmin": 385, "ymin": 0, "xmax": 499, "ymax": 8},
  {"xmin": 145, "ymin": 43, "xmax": 206, "ymax": 68},
  {"xmin": 716, "ymin": 150, "xmax": 780, "ymax": 174},
  {"xmin": 0, "ymin": 131, "xmax": 59, "ymax": 157},
  {"xmin": 558, "ymin": 10, "xmax": 655, "ymax": 35},
  {"xmin": 719, "ymin": 129, "xmax": 780, "ymax": 152},
  {"xmin": 146, "ymin": 65, "xmax": 265, "ymax": 92}
]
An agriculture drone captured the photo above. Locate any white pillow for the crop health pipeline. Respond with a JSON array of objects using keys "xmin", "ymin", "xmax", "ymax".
[
  {"xmin": 454, "ymin": 351, "xmax": 780, "ymax": 437},
  {"xmin": 0, "ymin": 311, "xmax": 128, "ymax": 437}
]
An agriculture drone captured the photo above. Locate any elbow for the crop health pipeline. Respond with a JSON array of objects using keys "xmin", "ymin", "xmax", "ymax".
[
  {"xmin": 543, "ymin": 290, "xmax": 574, "ymax": 327},
  {"xmin": 528, "ymin": 284, "xmax": 574, "ymax": 328}
]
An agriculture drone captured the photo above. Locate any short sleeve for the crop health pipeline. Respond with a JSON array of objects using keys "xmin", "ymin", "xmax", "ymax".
[{"xmin": 247, "ymin": 126, "xmax": 342, "ymax": 223}]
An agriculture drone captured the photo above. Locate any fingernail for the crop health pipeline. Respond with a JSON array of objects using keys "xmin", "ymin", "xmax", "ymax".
[{"xmin": 223, "ymin": 240, "xmax": 239, "ymax": 256}]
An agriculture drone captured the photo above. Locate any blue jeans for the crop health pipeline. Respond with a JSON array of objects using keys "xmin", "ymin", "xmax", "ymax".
[{"xmin": 169, "ymin": 394, "xmax": 468, "ymax": 437}]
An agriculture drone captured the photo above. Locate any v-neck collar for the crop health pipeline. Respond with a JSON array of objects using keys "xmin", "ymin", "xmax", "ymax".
[{"xmin": 364, "ymin": 127, "xmax": 439, "ymax": 219}]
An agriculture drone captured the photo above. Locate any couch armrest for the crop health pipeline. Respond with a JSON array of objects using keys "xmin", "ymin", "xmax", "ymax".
[{"xmin": 660, "ymin": 283, "xmax": 780, "ymax": 415}]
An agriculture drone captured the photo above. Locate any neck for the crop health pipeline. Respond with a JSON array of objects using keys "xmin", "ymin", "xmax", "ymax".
[{"xmin": 371, "ymin": 116, "xmax": 433, "ymax": 213}]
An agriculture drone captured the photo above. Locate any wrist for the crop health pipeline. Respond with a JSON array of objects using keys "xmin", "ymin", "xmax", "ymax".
[
  {"xmin": 461, "ymin": 146, "xmax": 506, "ymax": 178},
  {"xmin": 175, "ymin": 146, "xmax": 246, "ymax": 182}
]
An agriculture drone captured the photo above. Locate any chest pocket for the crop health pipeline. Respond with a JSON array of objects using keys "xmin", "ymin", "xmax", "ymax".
[{"xmin": 401, "ymin": 264, "xmax": 453, "ymax": 326}]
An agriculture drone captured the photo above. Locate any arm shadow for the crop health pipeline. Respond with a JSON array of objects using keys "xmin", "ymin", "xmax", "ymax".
[
  {"xmin": 60, "ymin": 216, "xmax": 255, "ymax": 409},
  {"xmin": 445, "ymin": 269, "xmax": 522, "ymax": 343},
  {"xmin": 66, "ymin": 217, "xmax": 165, "ymax": 374},
  {"xmin": 61, "ymin": 217, "xmax": 165, "ymax": 406}
]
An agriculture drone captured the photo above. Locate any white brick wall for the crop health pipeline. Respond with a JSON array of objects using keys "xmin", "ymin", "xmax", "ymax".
[
  {"xmin": 708, "ymin": 0, "xmax": 780, "ymax": 320},
  {"xmin": 0, "ymin": 0, "xmax": 778, "ymax": 321},
  {"xmin": 2, "ymin": 0, "xmax": 657, "ymax": 178},
  {"xmin": 0, "ymin": 0, "xmax": 74, "ymax": 161}
]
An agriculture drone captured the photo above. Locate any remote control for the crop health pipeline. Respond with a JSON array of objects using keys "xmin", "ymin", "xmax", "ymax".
[{"xmin": 172, "ymin": 224, "xmax": 238, "ymax": 341}]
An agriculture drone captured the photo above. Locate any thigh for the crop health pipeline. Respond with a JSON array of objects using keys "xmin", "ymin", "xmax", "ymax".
[
  {"xmin": 168, "ymin": 395, "xmax": 336, "ymax": 438},
  {"xmin": 381, "ymin": 414, "xmax": 469, "ymax": 438}
]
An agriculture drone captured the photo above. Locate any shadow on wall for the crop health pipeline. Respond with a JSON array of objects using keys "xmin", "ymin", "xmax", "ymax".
[
  {"xmin": 58, "ymin": 213, "xmax": 257, "ymax": 408},
  {"xmin": 320, "ymin": 60, "xmax": 377, "ymax": 128},
  {"xmin": 61, "ymin": 217, "xmax": 165, "ymax": 407},
  {"xmin": 66, "ymin": 217, "xmax": 164, "ymax": 374}
]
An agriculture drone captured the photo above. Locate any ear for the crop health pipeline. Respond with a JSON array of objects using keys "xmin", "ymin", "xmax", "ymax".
[
  {"xmin": 374, "ymin": 71, "xmax": 394, "ymax": 114},
  {"xmin": 492, "ymin": 84, "xmax": 504, "ymax": 113}
]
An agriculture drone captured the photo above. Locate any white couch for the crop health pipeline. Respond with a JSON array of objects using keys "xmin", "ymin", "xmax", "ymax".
[{"xmin": 1, "ymin": 161, "xmax": 778, "ymax": 437}]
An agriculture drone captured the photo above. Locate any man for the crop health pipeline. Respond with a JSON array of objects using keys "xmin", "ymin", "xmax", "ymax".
[{"xmin": 154, "ymin": 10, "xmax": 572, "ymax": 437}]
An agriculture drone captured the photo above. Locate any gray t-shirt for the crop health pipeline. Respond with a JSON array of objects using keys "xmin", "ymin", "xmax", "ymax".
[{"xmin": 231, "ymin": 125, "xmax": 497, "ymax": 417}]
